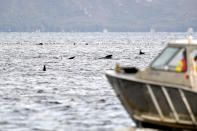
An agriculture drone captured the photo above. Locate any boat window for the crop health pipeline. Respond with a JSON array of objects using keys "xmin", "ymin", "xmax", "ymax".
[
  {"xmin": 191, "ymin": 49, "xmax": 197, "ymax": 72},
  {"xmin": 151, "ymin": 47, "xmax": 187, "ymax": 72},
  {"xmin": 168, "ymin": 48, "xmax": 185, "ymax": 68}
]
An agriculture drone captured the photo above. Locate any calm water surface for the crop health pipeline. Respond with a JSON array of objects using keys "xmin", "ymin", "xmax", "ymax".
[{"xmin": 0, "ymin": 32, "xmax": 196, "ymax": 131}]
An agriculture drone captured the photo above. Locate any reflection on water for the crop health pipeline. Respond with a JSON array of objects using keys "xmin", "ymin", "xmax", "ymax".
[{"xmin": 0, "ymin": 32, "xmax": 195, "ymax": 131}]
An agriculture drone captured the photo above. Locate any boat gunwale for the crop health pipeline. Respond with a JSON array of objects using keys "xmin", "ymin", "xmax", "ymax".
[{"xmin": 105, "ymin": 70, "xmax": 197, "ymax": 94}]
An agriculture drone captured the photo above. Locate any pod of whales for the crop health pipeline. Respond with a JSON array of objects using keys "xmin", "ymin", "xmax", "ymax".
[
  {"xmin": 43, "ymin": 65, "xmax": 46, "ymax": 71},
  {"xmin": 68, "ymin": 56, "xmax": 75, "ymax": 59},
  {"xmin": 139, "ymin": 50, "xmax": 145, "ymax": 55},
  {"xmin": 99, "ymin": 55, "xmax": 112, "ymax": 59}
]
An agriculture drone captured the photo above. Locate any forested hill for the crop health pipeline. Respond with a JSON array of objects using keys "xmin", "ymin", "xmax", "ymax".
[{"xmin": 0, "ymin": 0, "xmax": 197, "ymax": 32}]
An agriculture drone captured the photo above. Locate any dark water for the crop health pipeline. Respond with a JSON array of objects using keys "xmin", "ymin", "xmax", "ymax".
[{"xmin": 0, "ymin": 32, "xmax": 195, "ymax": 131}]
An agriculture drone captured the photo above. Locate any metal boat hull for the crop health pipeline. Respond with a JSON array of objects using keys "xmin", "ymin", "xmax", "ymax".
[{"xmin": 106, "ymin": 70, "xmax": 197, "ymax": 130}]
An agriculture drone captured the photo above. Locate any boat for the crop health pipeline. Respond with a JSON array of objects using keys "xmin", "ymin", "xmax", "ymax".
[{"xmin": 105, "ymin": 37, "xmax": 197, "ymax": 130}]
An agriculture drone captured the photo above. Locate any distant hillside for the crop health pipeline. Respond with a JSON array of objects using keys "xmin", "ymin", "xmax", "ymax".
[{"xmin": 0, "ymin": 0, "xmax": 197, "ymax": 32}]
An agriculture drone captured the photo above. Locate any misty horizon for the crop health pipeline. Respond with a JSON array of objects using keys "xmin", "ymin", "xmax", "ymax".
[{"xmin": 0, "ymin": 0, "xmax": 197, "ymax": 32}]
